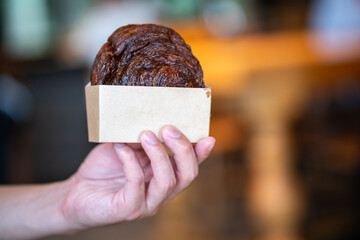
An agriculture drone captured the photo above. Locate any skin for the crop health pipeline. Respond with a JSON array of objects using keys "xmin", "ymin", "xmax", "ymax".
[{"xmin": 0, "ymin": 125, "xmax": 216, "ymax": 239}]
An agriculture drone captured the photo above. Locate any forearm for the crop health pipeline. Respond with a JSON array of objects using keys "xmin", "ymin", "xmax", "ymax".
[{"xmin": 0, "ymin": 180, "xmax": 74, "ymax": 239}]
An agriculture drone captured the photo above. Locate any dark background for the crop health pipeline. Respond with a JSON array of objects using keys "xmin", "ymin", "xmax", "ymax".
[{"xmin": 0, "ymin": 0, "xmax": 359, "ymax": 240}]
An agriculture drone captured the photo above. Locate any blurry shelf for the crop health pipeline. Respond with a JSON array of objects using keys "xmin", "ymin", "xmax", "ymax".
[
  {"xmin": 209, "ymin": 115, "xmax": 245, "ymax": 153},
  {"xmin": 173, "ymin": 23, "xmax": 360, "ymax": 96}
]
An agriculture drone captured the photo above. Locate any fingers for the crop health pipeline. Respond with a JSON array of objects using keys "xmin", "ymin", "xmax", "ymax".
[
  {"xmin": 140, "ymin": 131, "xmax": 176, "ymax": 212},
  {"xmin": 127, "ymin": 143, "xmax": 142, "ymax": 150},
  {"xmin": 113, "ymin": 143, "xmax": 145, "ymax": 208},
  {"xmin": 126, "ymin": 143, "xmax": 152, "ymax": 182},
  {"xmin": 161, "ymin": 126, "xmax": 216, "ymax": 200},
  {"xmin": 194, "ymin": 137, "xmax": 216, "ymax": 164},
  {"xmin": 113, "ymin": 128, "xmax": 216, "ymax": 217},
  {"xmin": 162, "ymin": 126, "xmax": 198, "ymax": 190}
]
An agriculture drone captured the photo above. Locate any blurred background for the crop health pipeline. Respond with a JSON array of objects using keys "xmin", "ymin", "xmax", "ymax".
[{"xmin": 0, "ymin": 0, "xmax": 359, "ymax": 239}]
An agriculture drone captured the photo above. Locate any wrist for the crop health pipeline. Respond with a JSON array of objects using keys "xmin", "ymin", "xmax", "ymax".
[
  {"xmin": 54, "ymin": 177, "xmax": 84, "ymax": 235},
  {"xmin": 0, "ymin": 179, "xmax": 80, "ymax": 239},
  {"xmin": 23, "ymin": 178, "xmax": 81, "ymax": 238}
]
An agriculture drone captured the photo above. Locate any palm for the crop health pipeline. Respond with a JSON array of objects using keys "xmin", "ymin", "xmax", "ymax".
[
  {"xmin": 61, "ymin": 127, "xmax": 215, "ymax": 230},
  {"xmin": 63, "ymin": 143, "xmax": 151, "ymax": 227}
]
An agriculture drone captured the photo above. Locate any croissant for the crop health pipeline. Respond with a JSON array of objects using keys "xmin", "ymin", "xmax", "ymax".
[{"xmin": 90, "ymin": 24, "xmax": 204, "ymax": 88}]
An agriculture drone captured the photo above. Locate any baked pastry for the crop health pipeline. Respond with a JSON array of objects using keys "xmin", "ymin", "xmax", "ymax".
[{"xmin": 90, "ymin": 24, "xmax": 204, "ymax": 88}]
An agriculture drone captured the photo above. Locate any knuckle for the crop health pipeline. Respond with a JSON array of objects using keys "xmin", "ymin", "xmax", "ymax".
[
  {"xmin": 121, "ymin": 147, "xmax": 135, "ymax": 157},
  {"xmin": 179, "ymin": 143, "xmax": 193, "ymax": 154},
  {"xmin": 132, "ymin": 174, "xmax": 145, "ymax": 186},
  {"xmin": 159, "ymin": 179, "xmax": 176, "ymax": 192},
  {"xmin": 181, "ymin": 169, "xmax": 198, "ymax": 185},
  {"xmin": 126, "ymin": 211, "xmax": 144, "ymax": 221},
  {"xmin": 194, "ymin": 168, "xmax": 199, "ymax": 178},
  {"xmin": 149, "ymin": 209, "xmax": 159, "ymax": 217},
  {"xmin": 182, "ymin": 172, "xmax": 197, "ymax": 183},
  {"xmin": 125, "ymin": 205, "xmax": 146, "ymax": 221}
]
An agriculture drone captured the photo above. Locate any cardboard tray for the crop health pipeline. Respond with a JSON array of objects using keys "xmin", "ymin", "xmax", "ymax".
[{"xmin": 85, "ymin": 83, "xmax": 211, "ymax": 143}]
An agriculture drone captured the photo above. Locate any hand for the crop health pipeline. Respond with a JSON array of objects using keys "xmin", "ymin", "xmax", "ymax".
[{"xmin": 60, "ymin": 125, "xmax": 216, "ymax": 230}]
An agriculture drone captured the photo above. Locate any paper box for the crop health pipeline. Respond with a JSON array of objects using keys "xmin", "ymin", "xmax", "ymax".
[{"xmin": 85, "ymin": 83, "xmax": 211, "ymax": 143}]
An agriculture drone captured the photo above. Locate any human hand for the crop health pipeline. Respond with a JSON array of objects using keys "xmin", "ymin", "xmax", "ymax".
[{"xmin": 60, "ymin": 125, "xmax": 216, "ymax": 231}]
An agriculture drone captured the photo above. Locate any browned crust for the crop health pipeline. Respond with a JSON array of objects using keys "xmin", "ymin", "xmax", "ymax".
[{"xmin": 90, "ymin": 24, "xmax": 204, "ymax": 88}]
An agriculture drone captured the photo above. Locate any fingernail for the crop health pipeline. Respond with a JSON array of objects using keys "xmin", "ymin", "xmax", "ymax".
[
  {"xmin": 164, "ymin": 126, "xmax": 181, "ymax": 139},
  {"xmin": 142, "ymin": 131, "xmax": 159, "ymax": 145},
  {"xmin": 207, "ymin": 138, "xmax": 216, "ymax": 152},
  {"xmin": 114, "ymin": 143, "xmax": 126, "ymax": 149}
]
